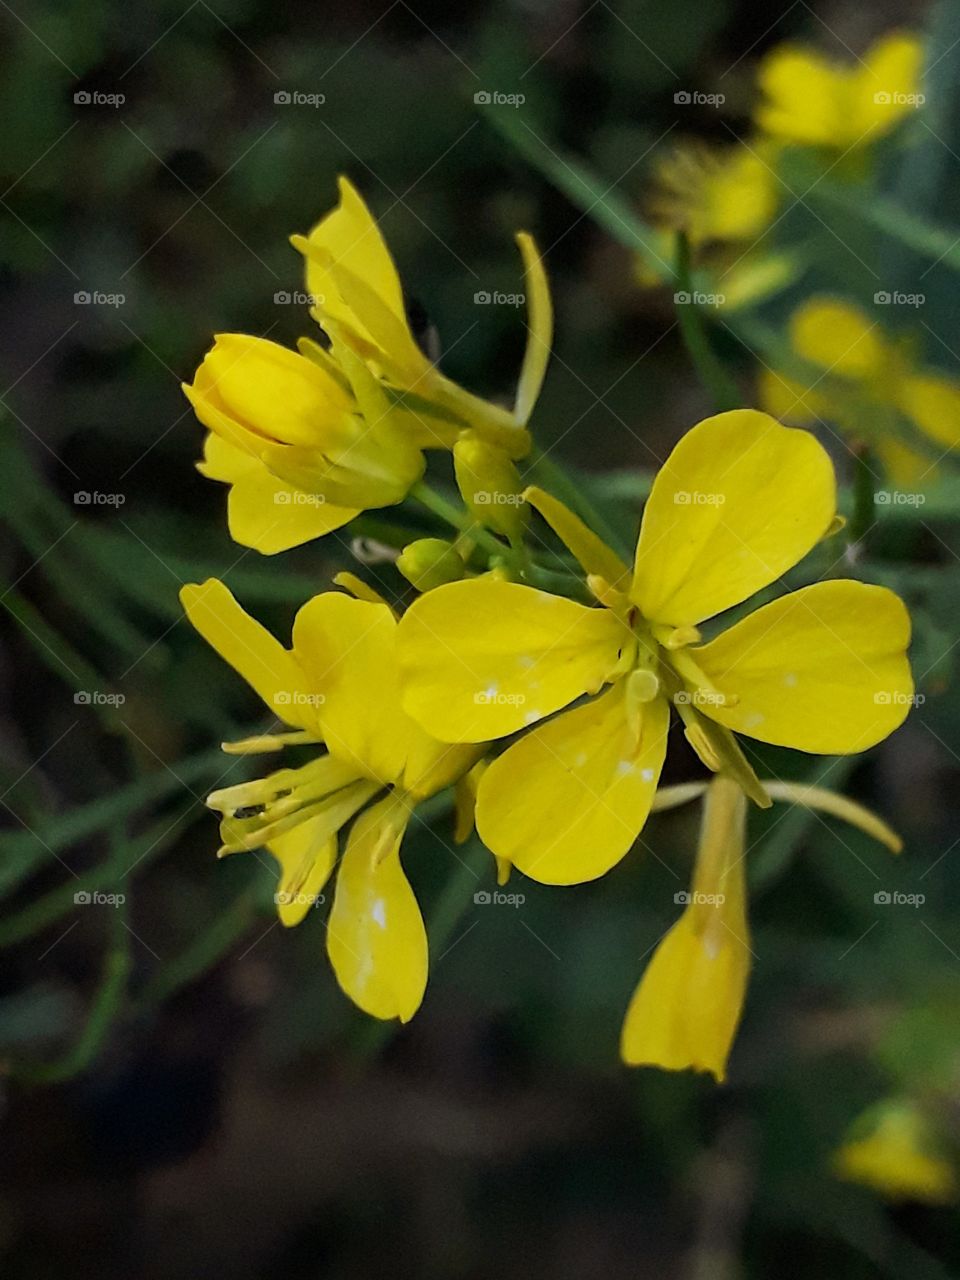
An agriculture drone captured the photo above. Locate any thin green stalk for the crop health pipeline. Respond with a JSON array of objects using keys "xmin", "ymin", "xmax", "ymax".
[
  {"xmin": 410, "ymin": 480, "xmax": 509, "ymax": 561},
  {"xmin": 849, "ymin": 444, "xmax": 876, "ymax": 549},
  {"xmin": 673, "ymin": 232, "xmax": 741, "ymax": 413}
]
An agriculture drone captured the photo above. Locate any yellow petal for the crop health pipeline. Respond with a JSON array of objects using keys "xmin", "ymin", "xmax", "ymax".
[
  {"xmin": 185, "ymin": 333, "xmax": 352, "ymax": 447},
  {"xmin": 476, "ymin": 684, "xmax": 669, "ymax": 884},
  {"xmin": 789, "ymin": 298, "xmax": 884, "ymax": 379},
  {"xmin": 326, "ymin": 793, "xmax": 426, "ymax": 1022},
  {"xmin": 398, "ymin": 578, "xmax": 629, "ymax": 743},
  {"xmin": 621, "ymin": 776, "xmax": 749, "ymax": 1082},
  {"xmin": 694, "ymin": 580, "xmax": 913, "ymax": 753},
  {"xmin": 523, "ymin": 485, "xmax": 630, "ymax": 587},
  {"xmin": 834, "ymin": 1100, "xmax": 956, "ymax": 1204},
  {"xmin": 857, "ymin": 33, "xmax": 924, "ymax": 137},
  {"xmin": 292, "ymin": 593, "xmax": 410, "ymax": 783},
  {"xmin": 297, "ymin": 175, "xmax": 407, "ymax": 335},
  {"xmin": 180, "ymin": 579, "xmax": 320, "ymax": 731},
  {"xmin": 632, "ymin": 410, "xmax": 836, "ymax": 626},
  {"xmin": 755, "ymin": 45, "xmax": 849, "ymax": 146},
  {"xmin": 514, "ymin": 232, "xmax": 553, "ymax": 425},
  {"xmin": 199, "ymin": 433, "xmax": 359, "ymax": 554},
  {"xmin": 898, "ymin": 373, "xmax": 960, "ymax": 453},
  {"xmin": 268, "ymin": 817, "xmax": 338, "ymax": 926}
]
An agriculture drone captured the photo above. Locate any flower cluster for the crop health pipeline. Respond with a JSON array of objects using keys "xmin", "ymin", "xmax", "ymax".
[{"xmin": 182, "ymin": 177, "xmax": 914, "ymax": 1080}]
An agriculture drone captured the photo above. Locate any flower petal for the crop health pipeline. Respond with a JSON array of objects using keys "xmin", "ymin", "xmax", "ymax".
[
  {"xmin": 632, "ymin": 410, "xmax": 836, "ymax": 627},
  {"xmin": 398, "ymin": 578, "xmax": 629, "ymax": 743},
  {"xmin": 789, "ymin": 298, "xmax": 884, "ymax": 378},
  {"xmin": 476, "ymin": 684, "xmax": 669, "ymax": 884},
  {"xmin": 326, "ymin": 794, "xmax": 426, "ymax": 1023},
  {"xmin": 199, "ymin": 433, "xmax": 359, "ymax": 553},
  {"xmin": 268, "ymin": 817, "xmax": 338, "ymax": 927},
  {"xmin": 292, "ymin": 593, "xmax": 410, "ymax": 784},
  {"xmin": 180, "ymin": 579, "xmax": 319, "ymax": 731},
  {"xmin": 898, "ymin": 373, "xmax": 960, "ymax": 453},
  {"xmin": 693, "ymin": 580, "xmax": 913, "ymax": 753}
]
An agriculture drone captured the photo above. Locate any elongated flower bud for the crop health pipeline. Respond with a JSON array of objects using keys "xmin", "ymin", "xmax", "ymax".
[{"xmin": 454, "ymin": 434, "xmax": 529, "ymax": 542}]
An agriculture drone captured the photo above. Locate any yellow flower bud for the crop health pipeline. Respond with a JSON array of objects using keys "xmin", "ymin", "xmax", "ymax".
[
  {"xmin": 453, "ymin": 434, "xmax": 529, "ymax": 543},
  {"xmin": 397, "ymin": 538, "xmax": 466, "ymax": 592}
]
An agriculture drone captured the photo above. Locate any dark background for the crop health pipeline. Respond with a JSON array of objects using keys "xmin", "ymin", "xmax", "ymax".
[{"xmin": 2, "ymin": 0, "xmax": 960, "ymax": 1276}]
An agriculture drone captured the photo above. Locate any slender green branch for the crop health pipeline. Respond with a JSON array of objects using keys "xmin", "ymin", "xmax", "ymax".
[
  {"xmin": 673, "ymin": 232, "xmax": 741, "ymax": 414},
  {"xmin": 848, "ymin": 444, "xmax": 876, "ymax": 549}
]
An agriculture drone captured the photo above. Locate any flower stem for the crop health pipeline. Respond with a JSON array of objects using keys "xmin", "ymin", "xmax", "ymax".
[
  {"xmin": 673, "ymin": 231, "xmax": 741, "ymax": 414},
  {"xmin": 848, "ymin": 442, "xmax": 875, "ymax": 550}
]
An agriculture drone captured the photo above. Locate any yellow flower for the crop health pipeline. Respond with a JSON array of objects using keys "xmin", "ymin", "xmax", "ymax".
[
  {"xmin": 759, "ymin": 296, "xmax": 960, "ymax": 485},
  {"xmin": 291, "ymin": 176, "xmax": 552, "ymax": 460},
  {"xmin": 397, "ymin": 410, "xmax": 913, "ymax": 885},
  {"xmin": 622, "ymin": 775, "xmax": 901, "ymax": 1082},
  {"xmin": 185, "ymin": 333, "xmax": 424, "ymax": 553},
  {"xmin": 755, "ymin": 31, "xmax": 924, "ymax": 149},
  {"xmin": 180, "ymin": 578, "xmax": 480, "ymax": 1022},
  {"xmin": 650, "ymin": 141, "xmax": 780, "ymax": 246},
  {"xmin": 834, "ymin": 1100, "xmax": 956, "ymax": 1203}
]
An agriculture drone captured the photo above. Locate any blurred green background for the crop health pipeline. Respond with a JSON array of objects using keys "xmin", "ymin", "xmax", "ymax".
[{"xmin": 3, "ymin": 0, "xmax": 960, "ymax": 1276}]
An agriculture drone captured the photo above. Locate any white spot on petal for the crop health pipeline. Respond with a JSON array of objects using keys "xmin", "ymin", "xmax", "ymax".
[
  {"xmin": 743, "ymin": 712, "xmax": 765, "ymax": 730},
  {"xmin": 371, "ymin": 898, "xmax": 387, "ymax": 929},
  {"xmin": 641, "ymin": 768, "xmax": 655, "ymax": 783},
  {"xmin": 784, "ymin": 672, "xmax": 798, "ymax": 688}
]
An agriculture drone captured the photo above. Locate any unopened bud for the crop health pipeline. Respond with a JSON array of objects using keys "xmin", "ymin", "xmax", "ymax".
[
  {"xmin": 397, "ymin": 538, "xmax": 466, "ymax": 592},
  {"xmin": 454, "ymin": 434, "xmax": 529, "ymax": 542}
]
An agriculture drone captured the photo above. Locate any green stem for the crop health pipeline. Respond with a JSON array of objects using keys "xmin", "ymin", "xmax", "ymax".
[
  {"xmin": 673, "ymin": 232, "xmax": 741, "ymax": 413},
  {"xmin": 410, "ymin": 481, "xmax": 508, "ymax": 561},
  {"xmin": 849, "ymin": 443, "xmax": 876, "ymax": 549}
]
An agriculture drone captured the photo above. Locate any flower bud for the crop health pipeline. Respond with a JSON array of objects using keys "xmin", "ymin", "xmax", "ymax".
[
  {"xmin": 453, "ymin": 434, "xmax": 529, "ymax": 542},
  {"xmin": 397, "ymin": 539, "xmax": 466, "ymax": 592}
]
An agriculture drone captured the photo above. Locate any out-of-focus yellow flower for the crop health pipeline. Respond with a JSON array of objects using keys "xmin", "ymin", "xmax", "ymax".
[
  {"xmin": 185, "ymin": 333, "xmax": 424, "ymax": 553},
  {"xmin": 650, "ymin": 141, "xmax": 780, "ymax": 246},
  {"xmin": 759, "ymin": 296, "xmax": 960, "ymax": 485},
  {"xmin": 755, "ymin": 31, "xmax": 924, "ymax": 149},
  {"xmin": 291, "ymin": 176, "xmax": 552, "ymax": 461},
  {"xmin": 180, "ymin": 578, "xmax": 480, "ymax": 1023},
  {"xmin": 397, "ymin": 410, "xmax": 913, "ymax": 885},
  {"xmin": 835, "ymin": 1100, "xmax": 956, "ymax": 1203},
  {"xmin": 622, "ymin": 775, "xmax": 901, "ymax": 1082}
]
